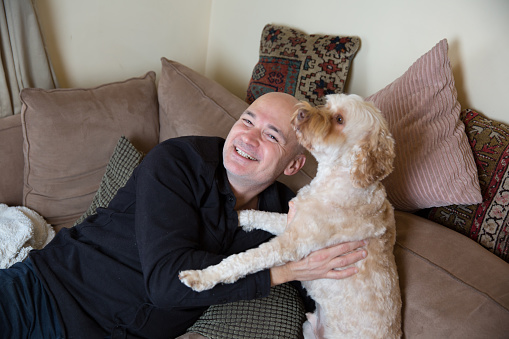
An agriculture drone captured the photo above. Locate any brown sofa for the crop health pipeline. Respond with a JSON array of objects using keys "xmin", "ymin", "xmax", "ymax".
[{"xmin": 1, "ymin": 58, "xmax": 508, "ymax": 338}]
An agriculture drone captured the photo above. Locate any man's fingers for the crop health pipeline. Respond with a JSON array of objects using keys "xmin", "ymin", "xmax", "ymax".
[
  {"xmin": 324, "ymin": 240, "xmax": 368, "ymax": 259},
  {"xmin": 326, "ymin": 266, "xmax": 359, "ymax": 279},
  {"xmin": 329, "ymin": 248, "xmax": 367, "ymax": 270},
  {"xmin": 324, "ymin": 248, "xmax": 367, "ymax": 280},
  {"xmin": 287, "ymin": 239, "xmax": 369, "ymax": 282},
  {"xmin": 338, "ymin": 240, "xmax": 367, "ymax": 254}
]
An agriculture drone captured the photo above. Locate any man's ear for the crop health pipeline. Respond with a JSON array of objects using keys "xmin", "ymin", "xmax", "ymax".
[{"xmin": 284, "ymin": 154, "xmax": 306, "ymax": 176}]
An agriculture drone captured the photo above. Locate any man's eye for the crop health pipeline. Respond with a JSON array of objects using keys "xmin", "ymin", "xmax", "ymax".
[
  {"xmin": 243, "ymin": 119, "xmax": 253, "ymax": 126},
  {"xmin": 267, "ymin": 134, "xmax": 279, "ymax": 143}
]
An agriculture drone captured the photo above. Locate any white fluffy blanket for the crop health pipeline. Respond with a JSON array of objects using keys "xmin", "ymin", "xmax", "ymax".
[{"xmin": 0, "ymin": 203, "xmax": 55, "ymax": 268}]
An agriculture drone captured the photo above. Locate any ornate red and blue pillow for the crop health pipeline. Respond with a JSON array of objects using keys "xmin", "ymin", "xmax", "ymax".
[
  {"xmin": 246, "ymin": 24, "xmax": 360, "ymax": 105},
  {"xmin": 419, "ymin": 109, "xmax": 509, "ymax": 262}
]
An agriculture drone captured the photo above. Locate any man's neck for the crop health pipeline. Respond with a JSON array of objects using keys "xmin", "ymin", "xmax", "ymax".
[
  {"xmin": 235, "ymin": 195, "xmax": 259, "ymax": 211},
  {"xmin": 228, "ymin": 180, "xmax": 264, "ymax": 211}
]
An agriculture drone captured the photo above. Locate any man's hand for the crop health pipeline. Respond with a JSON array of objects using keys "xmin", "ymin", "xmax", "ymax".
[
  {"xmin": 269, "ymin": 201, "xmax": 368, "ymax": 286},
  {"xmin": 269, "ymin": 240, "xmax": 368, "ymax": 286}
]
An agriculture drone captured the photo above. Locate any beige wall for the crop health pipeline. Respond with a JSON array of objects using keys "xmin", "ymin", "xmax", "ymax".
[
  {"xmin": 207, "ymin": 0, "xmax": 509, "ymax": 124},
  {"xmin": 35, "ymin": 0, "xmax": 508, "ymax": 124},
  {"xmin": 34, "ymin": 0, "xmax": 212, "ymax": 88}
]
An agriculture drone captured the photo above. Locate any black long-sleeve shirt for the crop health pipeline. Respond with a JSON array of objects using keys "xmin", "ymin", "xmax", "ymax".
[{"xmin": 29, "ymin": 136, "xmax": 295, "ymax": 338}]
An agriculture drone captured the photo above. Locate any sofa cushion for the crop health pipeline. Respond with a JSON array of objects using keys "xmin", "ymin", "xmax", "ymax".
[
  {"xmin": 421, "ymin": 109, "xmax": 509, "ymax": 262},
  {"xmin": 366, "ymin": 39, "xmax": 482, "ymax": 211},
  {"xmin": 246, "ymin": 24, "xmax": 360, "ymax": 106},
  {"xmin": 20, "ymin": 72, "xmax": 159, "ymax": 230},
  {"xmin": 157, "ymin": 59, "xmax": 314, "ymax": 193},
  {"xmin": 74, "ymin": 136, "xmax": 145, "ymax": 226},
  {"xmin": 158, "ymin": 58, "xmax": 247, "ymax": 142},
  {"xmin": 0, "ymin": 114, "xmax": 24, "ymax": 206},
  {"xmin": 394, "ymin": 211, "xmax": 509, "ymax": 337}
]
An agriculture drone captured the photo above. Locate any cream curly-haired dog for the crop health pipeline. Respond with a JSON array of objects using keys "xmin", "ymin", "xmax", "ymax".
[{"xmin": 179, "ymin": 93, "xmax": 402, "ymax": 338}]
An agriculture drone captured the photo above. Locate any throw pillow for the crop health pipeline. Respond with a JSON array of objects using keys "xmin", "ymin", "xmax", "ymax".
[
  {"xmin": 74, "ymin": 136, "xmax": 144, "ymax": 226},
  {"xmin": 20, "ymin": 72, "xmax": 159, "ymax": 230},
  {"xmin": 157, "ymin": 59, "xmax": 315, "ymax": 193},
  {"xmin": 366, "ymin": 39, "xmax": 482, "ymax": 211},
  {"xmin": 187, "ymin": 283, "xmax": 306, "ymax": 339},
  {"xmin": 246, "ymin": 24, "xmax": 360, "ymax": 106},
  {"xmin": 158, "ymin": 58, "xmax": 247, "ymax": 142},
  {"xmin": 421, "ymin": 109, "xmax": 509, "ymax": 262}
]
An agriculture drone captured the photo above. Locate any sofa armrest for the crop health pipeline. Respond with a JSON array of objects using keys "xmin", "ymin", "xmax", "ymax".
[{"xmin": 0, "ymin": 114, "xmax": 24, "ymax": 206}]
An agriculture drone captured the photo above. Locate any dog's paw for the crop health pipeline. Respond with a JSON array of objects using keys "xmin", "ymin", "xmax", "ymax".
[
  {"xmin": 238, "ymin": 210, "xmax": 255, "ymax": 232},
  {"xmin": 179, "ymin": 270, "xmax": 216, "ymax": 292}
]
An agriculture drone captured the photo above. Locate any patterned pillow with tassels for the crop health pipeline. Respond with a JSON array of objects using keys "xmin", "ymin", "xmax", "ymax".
[
  {"xmin": 421, "ymin": 109, "xmax": 509, "ymax": 262},
  {"xmin": 246, "ymin": 24, "xmax": 360, "ymax": 106}
]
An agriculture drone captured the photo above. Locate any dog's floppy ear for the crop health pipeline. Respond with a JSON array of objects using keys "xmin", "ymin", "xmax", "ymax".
[{"xmin": 351, "ymin": 120, "xmax": 395, "ymax": 188}]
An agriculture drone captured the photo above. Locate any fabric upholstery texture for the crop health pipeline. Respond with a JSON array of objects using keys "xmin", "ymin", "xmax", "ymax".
[
  {"xmin": 0, "ymin": 114, "xmax": 24, "ymax": 206},
  {"xmin": 20, "ymin": 72, "xmax": 159, "ymax": 230},
  {"xmin": 74, "ymin": 136, "xmax": 144, "ymax": 226},
  {"xmin": 393, "ymin": 211, "xmax": 509, "ymax": 338},
  {"xmin": 187, "ymin": 283, "xmax": 306, "ymax": 339},
  {"xmin": 246, "ymin": 24, "xmax": 360, "ymax": 106},
  {"xmin": 366, "ymin": 39, "xmax": 482, "ymax": 211},
  {"xmin": 158, "ymin": 58, "xmax": 247, "ymax": 142},
  {"xmin": 421, "ymin": 109, "xmax": 509, "ymax": 262}
]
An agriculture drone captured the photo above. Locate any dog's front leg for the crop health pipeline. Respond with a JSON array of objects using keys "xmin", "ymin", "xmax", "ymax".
[
  {"xmin": 238, "ymin": 210, "xmax": 287, "ymax": 235},
  {"xmin": 179, "ymin": 235, "xmax": 296, "ymax": 292}
]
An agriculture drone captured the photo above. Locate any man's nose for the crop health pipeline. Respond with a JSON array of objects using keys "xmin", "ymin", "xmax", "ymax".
[{"xmin": 241, "ymin": 127, "xmax": 261, "ymax": 145}]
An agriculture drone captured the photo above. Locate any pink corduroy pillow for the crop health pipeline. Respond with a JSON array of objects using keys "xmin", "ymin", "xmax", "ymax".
[{"xmin": 366, "ymin": 39, "xmax": 482, "ymax": 211}]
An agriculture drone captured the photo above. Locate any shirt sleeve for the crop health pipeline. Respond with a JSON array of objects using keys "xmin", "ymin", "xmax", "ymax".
[{"xmin": 133, "ymin": 140, "xmax": 271, "ymax": 308}]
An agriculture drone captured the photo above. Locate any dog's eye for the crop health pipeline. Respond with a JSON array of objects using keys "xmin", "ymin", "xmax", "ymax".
[{"xmin": 336, "ymin": 115, "xmax": 344, "ymax": 125}]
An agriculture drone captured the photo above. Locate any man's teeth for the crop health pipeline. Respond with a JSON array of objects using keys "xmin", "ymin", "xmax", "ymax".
[{"xmin": 236, "ymin": 147, "xmax": 257, "ymax": 160}]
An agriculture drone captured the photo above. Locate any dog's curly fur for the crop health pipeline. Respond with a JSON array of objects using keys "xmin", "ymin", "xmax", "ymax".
[{"xmin": 179, "ymin": 94, "xmax": 402, "ymax": 338}]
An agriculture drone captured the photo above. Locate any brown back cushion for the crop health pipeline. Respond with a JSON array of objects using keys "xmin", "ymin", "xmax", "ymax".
[{"xmin": 20, "ymin": 72, "xmax": 159, "ymax": 230}]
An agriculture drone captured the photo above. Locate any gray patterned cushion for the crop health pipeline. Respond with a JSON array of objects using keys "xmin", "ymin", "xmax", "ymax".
[
  {"xmin": 74, "ymin": 136, "xmax": 144, "ymax": 225},
  {"xmin": 187, "ymin": 283, "xmax": 306, "ymax": 339}
]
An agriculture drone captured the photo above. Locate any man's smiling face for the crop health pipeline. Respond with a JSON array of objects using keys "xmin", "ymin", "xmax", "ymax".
[{"xmin": 223, "ymin": 92, "xmax": 304, "ymax": 192}]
